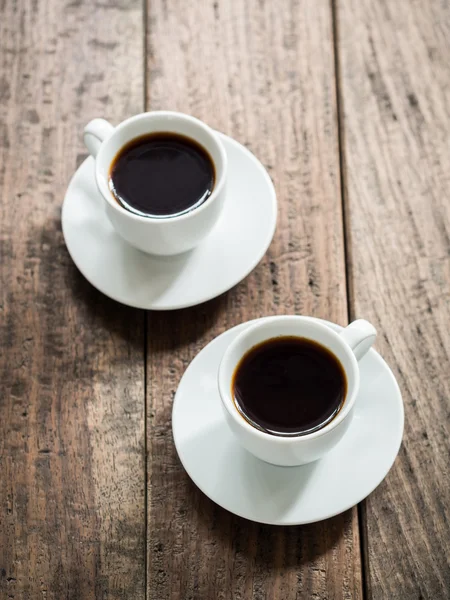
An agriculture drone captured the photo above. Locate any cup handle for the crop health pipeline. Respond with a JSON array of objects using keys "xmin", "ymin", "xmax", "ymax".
[
  {"xmin": 83, "ymin": 118, "xmax": 115, "ymax": 158},
  {"xmin": 339, "ymin": 319, "xmax": 377, "ymax": 361}
]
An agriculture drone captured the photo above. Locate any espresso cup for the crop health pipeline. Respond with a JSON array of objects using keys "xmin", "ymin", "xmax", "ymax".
[
  {"xmin": 83, "ymin": 111, "xmax": 227, "ymax": 256},
  {"xmin": 218, "ymin": 316, "xmax": 377, "ymax": 466}
]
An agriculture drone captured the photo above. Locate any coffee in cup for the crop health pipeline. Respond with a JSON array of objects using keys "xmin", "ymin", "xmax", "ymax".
[
  {"xmin": 83, "ymin": 111, "xmax": 227, "ymax": 256},
  {"xmin": 109, "ymin": 132, "xmax": 215, "ymax": 218},
  {"xmin": 219, "ymin": 316, "xmax": 377, "ymax": 466},
  {"xmin": 232, "ymin": 336, "xmax": 347, "ymax": 437}
]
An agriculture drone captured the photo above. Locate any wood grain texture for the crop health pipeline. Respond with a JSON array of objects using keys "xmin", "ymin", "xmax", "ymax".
[
  {"xmin": 146, "ymin": 1, "xmax": 362, "ymax": 598},
  {"xmin": 337, "ymin": 0, "xmax": 450, "ymax": 598},
  {"xmin": 0, "ymin": 0, "xmax": 145, "ymax": 598}
]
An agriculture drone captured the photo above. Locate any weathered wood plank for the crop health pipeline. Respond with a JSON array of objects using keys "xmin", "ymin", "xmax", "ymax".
[
  {"xmin": 145, "ymin": 1, "xmax": 362, "ymax": 599},
  {"xmin": 0, "ymin": 1, "xmax": 145, "ymax": 598},
  {"xmin": 337, "ymin": 0, "xmax": 450, "ymax": 598}
]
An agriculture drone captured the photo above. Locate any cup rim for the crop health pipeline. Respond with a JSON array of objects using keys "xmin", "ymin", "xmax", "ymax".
[
  {"xmin": 95, "ymin": 111, "xmax": 228, "ymax": 223},
  {"xmin": 218, "ymin": 316, "xmax": 360, "ymax": 443}
]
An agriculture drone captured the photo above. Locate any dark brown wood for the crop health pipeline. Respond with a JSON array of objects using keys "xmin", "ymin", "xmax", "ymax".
[
  {"xmin": 337, "ymin": 0, "xmax": 450, "ymax": 598},
  {"xmin": 145, "ymin": 1, "xmax": 362, "ymax": 598},
  {"xmin": 0, "ymin": 0, "xmax": 146, "ymax": 598}
]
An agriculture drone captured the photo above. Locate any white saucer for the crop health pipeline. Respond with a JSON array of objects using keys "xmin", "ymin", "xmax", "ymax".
[
  {"xmin": 62, "ymin": 133, "xmax": 277, "ymax": 310},
  {"xmin": 172, "ymin": 318, "xmax": 404, "ymax": 525}
]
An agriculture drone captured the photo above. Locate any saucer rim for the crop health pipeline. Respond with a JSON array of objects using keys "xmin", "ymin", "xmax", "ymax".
[
  {"xmin": 62, "ymin": 132, "xmax": 277, "ymax": 311},
  {"xmin": 172, "ymin": 317, "xmax": 404, "ymax": 525}
]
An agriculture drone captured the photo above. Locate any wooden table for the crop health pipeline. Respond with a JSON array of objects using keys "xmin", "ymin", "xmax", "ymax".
[{"xmin": 1, "ymin": 1, "xmax": 449, "ymax": 598}]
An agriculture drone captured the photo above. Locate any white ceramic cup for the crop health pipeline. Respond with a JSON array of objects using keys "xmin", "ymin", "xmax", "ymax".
[
  {"xmin": 218, "ymin": 316, "xmax": 377, "ymax": 466},
  {"xmin": 83, "ymin": 111, "xmax": 228, "ymax": 256}
]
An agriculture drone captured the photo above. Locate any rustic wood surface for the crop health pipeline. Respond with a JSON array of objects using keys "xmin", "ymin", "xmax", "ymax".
[
  {"xmin": 145, "ymin": 1, "xmax": 362, "ymax": 599},
  {"xmin": 337, "ymin": 0, "xmax": 450, "ymax": 598},
  {"xmin": 1, "ymin": 0, "xmax": 449, "ymax": 598},
  {"xmin": 0, "ymin": 0, "xmax": 146, "ymax": 598}
]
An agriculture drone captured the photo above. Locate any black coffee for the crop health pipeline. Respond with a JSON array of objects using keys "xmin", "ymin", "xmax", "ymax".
[
  {"xmin": 109, "ymin": 133, "xmax": 215, "ymax": 217},
  {"xmin": 232, "ymin": 336, "xmax": 347, "ymax": 436}
]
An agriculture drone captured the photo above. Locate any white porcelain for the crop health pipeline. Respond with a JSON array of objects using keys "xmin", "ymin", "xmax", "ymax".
[
  {"xmin": 83, "ymin": 111, "xmax": 227, "ymax": 256},
  {"xmin": 172, "ymin": 318, "xmax": 404, "ymax": 525},
  {"xmin": 62, "ymin": 133, "xmax": 277, "ymax": 310},
  {"xmin": 218, "ymin": 316, "xmax": 377, "ymax": 466}
]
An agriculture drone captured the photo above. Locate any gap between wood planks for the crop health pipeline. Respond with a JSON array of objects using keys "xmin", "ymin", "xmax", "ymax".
[
  {"xmin": 331, "ymin": 0, "xmax": 369, "ymax": 598},
  {"xmin": 143, "ymin": 2, "xmax": 149, "ymax": 599}
]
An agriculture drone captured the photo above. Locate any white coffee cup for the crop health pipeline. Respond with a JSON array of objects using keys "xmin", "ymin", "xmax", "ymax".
[
  {"xmin": 218, "ymin": 316, "xmax": 377, "ymax": 466},
  {"xmin": 83, "ymin": 111, "xmax": 227, "ymax": 256}
]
